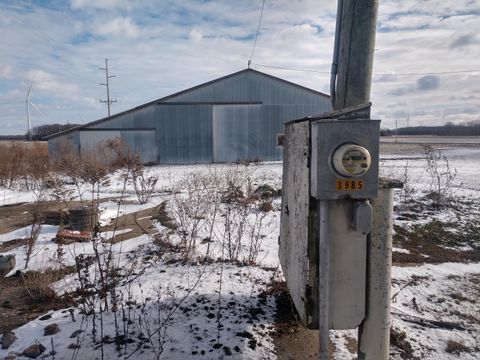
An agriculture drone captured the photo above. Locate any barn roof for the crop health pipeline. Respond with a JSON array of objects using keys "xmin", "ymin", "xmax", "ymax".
[{"xmin": 46, "ymin": 68, "xmax": 329, "ymax": 139}]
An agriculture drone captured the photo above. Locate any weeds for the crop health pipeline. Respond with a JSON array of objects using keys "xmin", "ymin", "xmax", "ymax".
[
  {"xmin": 21, "ymin": 270, "xmax": 63, "ymax": 304},
  {"xmin": 423, "ymin": 145, "xmax": 458, "ymax": 206},
  {"xmin": 445, "ymin": 339, "xmax": 472, "ymax": 355}
]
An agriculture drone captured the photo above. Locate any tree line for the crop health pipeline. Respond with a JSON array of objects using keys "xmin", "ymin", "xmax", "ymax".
[
  {"xmin": 0, "ymin": 124, "xmax": 80, "ymax": 141},
  {"xmin": 382, "ymin": 122, "xmax": 480, "ymax": 136}
]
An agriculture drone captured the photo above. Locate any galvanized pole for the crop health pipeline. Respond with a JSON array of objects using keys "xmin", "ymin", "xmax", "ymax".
[
  {"xmin": 358, "ymin": 181, "xmax": 399, "ymax": 359},
  {"xmin": 318, "ymin": 200, "xmax": 330, "ymax": 360},
  {"xmin": 333, "ymin": 0, "xmax": 379, "ymax": 110},
  {"xmin": 329, "ymin": 1, "xmax": 385, "ymax": 359}
]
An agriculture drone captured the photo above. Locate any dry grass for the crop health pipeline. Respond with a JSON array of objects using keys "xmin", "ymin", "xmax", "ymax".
[
  {"xmin": 445, "ymin": 339, "xmax": 472, "ymax": 355},
  {"xmin": 0, "ymin": 142, "xmax": 49, "ymax": 189},
  {"xmin": 20, "ymin": 269, "xmax": 65, "ymax": 305}
]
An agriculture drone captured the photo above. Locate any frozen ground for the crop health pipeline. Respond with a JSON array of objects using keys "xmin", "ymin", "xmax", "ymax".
[{"xmin": 1, "ymin": 145, "xmax": 479, "ymax": 359}]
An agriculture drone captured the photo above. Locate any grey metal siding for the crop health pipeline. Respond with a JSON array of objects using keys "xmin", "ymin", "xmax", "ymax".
[
  {"xmin": 154, "ymin": 104, "xmax": 212, "ymax": 164},
  {"xmin": 48, "ymin": 130, "xmax": 80, "ymax": 156},
  {"xmin": 212, "ymin": 105, "xmax": 262, "ymax": 162},
  {"xmin": 165, "ymin": 72, "xmax": 330, "ymax": 107},
  {"xmin": 78, "ymin": 130, "xmax": 157, "ymax": 163},
  {"xmin": 212, "ymin": 104, "xmax": 330, "ymax": 162},
  {"xmin": 120, "ymin": 130, "xmax": 157, "ymax": 163}
]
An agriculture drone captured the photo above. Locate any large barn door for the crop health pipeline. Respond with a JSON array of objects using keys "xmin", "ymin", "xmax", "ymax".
[{"xmin": 212, "ymin": 104, "xmax": 263, "ymax": 163}]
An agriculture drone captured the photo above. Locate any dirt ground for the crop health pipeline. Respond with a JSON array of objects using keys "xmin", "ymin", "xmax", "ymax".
[
  {"xmin": 0, "ymin": 199, "xmax": 159, "ymax": 335},
  {"xmin": 271, "ymin": 281, "xmax": 337, "ymax": 359}
]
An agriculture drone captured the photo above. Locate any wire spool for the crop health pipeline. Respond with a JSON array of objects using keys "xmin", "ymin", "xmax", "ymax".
[{"xmin": 69, "ymin": 207, "xmax": 95, "ymax": 231}]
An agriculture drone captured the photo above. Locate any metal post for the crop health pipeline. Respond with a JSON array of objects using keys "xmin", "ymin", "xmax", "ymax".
[
  {"xmin": 358, "ymin": 181, "xmax": 399, "ymax": 359},
  {"xmin": 99, "ymin": 58, "xmax": 117, "ymax": 117},
  {"xmin": 334, "ymin": 0, "xmax": 379, "ymax": 110},
  {"xmin": 26, "ymin": 98, "xmax": 31, "ymax": 141},
  {"xmin": 318, "ymin": 200, "xmax": 330, "ymax": 360}
]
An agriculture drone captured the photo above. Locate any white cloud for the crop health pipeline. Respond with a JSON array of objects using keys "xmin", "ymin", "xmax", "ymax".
[
  {"xmin": 95, "ymin": 17, "xmax": 140, "ymax": 38},
  {"xmin": 70, "ymin": 0, "xmax": 128, "ymax": 10},
  {"xmin": 0, "ymin": 65, "xmax": 13, "ymax": 79},
  {"xmin": 25, "ymin": 70, "xmax": 80, "ymax": 100},
  {"xmin": 189, "ymin": 28, "xmax": 203, "ymax": 42}
]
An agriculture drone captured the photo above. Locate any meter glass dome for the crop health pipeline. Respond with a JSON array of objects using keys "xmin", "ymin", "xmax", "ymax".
[{"xmin": 332, "ymin": 143, "xmax": 371, "ymax": 177}]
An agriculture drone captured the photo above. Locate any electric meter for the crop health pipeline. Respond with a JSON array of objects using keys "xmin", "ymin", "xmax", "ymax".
[{"xmin": 332, "ymin": 143, "xmax": 371, "ymax": 177}]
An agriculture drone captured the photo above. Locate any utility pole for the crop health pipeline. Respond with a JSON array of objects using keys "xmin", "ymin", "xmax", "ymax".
[
  {"xmin": 331, "ymin": 2, "xmax": 399, "ymax": 359},
  {"xmin": 333, "ymin": 0, "xmax": 378, "ymax": 109},
  {"xmin": 99, "ymin": 58, "xmax": 117, "ymax": 117}
]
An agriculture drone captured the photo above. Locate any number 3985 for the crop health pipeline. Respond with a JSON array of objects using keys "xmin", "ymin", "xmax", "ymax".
[{"xmin": 336, "ymin": 180, "xmax": 364, "ymax": 191}]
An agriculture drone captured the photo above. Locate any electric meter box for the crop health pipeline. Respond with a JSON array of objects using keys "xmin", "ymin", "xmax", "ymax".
[{"xmin": 311, "ymin": 119, "xmax": 380, "ymax": 200}]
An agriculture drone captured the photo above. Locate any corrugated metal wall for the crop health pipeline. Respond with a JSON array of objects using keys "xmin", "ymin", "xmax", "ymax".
[
  {"xmin": 78, "ymin": 130, "xmax": 157, "ymax": 163},
  {"xmin": 154, "ymin": 104, "xmax": 212, "ymax": 164},
  {"xmin": 48, "ymin": 130, "xmax": 80, "ymax": 155},
  {"xmin": 165, "ymin": 71, "xmax": 327, "ymax": 106},
  {"xmin": 49, "ymin": 70, "xmax": 331, "ymax": 164}
]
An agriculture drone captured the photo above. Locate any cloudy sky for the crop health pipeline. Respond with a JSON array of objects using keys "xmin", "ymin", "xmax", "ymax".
[{"xmin": 0, "ymin": 0, "xmax": 479, "ymax": 135}]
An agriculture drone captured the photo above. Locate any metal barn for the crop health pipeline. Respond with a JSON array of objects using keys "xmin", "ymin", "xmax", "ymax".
[{"xmin": 47, "ymin": 68, "xmax": 331, "ymax": 164}]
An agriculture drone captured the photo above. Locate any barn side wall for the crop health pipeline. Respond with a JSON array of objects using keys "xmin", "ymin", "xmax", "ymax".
[{"xmin": 48, "ymin": 71, "xmax": 331, "ymax": 164}]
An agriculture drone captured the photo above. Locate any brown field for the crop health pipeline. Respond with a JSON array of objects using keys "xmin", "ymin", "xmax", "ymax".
[{"xmin": 0, "ymin": 140, "xmax": 47, "ymax": 149}]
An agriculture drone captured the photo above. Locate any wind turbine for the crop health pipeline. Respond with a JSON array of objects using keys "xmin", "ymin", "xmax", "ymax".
[{"xmin": 25, "ymin": 83, "xmax": 43, "ymax": 140}]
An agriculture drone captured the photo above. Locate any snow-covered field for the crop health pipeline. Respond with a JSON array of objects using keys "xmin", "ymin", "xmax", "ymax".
[{"xmin": 1, "ymin": 146, "xmax": 479, "ymax": 360}]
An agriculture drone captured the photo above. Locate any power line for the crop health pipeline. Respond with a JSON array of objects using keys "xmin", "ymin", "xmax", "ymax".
[
  {"xmin": 254, "ymin": 63, "xmax": 330, "ymax": 73},
  {"xmin": 253, "ymin": 62, "xmax": 480, "ymax": 76},
  {"xmin": 248, "ymin": 0, "xmax": 266, "ymax": 68}
]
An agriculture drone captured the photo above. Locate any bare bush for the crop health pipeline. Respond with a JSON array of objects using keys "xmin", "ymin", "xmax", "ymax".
[
  {"xmin": 106, "ymin": 138, "xmax": 158, "ymax": 204},
  {"xmin": 0, "ymin": 142, "xmax": 50, "ymax": 190},
  {"xmin": 132, "ymin": 170, "xmax": 158, "ymax": 204},
  {"xmin": 167, "ymin": 166, "xmax": 274, "ymax": 263},
  {"xmin": 169, "ymin": 173, "xmax": 214, "ymax": 257},
  {"xmin": 423, "ymin": 145, "xmax": 458, "ymax": 205},
  {"xmin": 21, "ymin": 270, "xmax": 62, "ymax": 304},
  {"xmin": 246, "ymin": 210, "xmax": 269, "ymax": 264},
  {"xmin": 25, "ymin": 184, "xmax": 49, "ymax": 269},
  {"xmin": 399, "ymin": 160, "xmax": 415, "ymax": 207}
]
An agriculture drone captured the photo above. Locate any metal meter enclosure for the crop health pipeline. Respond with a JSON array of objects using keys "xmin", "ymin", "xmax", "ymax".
[{"xmin": 311, "ymin": 119, "xmax": 380, "ymax": 200}]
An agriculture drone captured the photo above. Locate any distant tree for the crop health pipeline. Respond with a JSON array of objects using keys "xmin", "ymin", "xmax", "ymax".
[{"xmin": 30, "ymin": 124, "xmax": 80, "ymax": 140}]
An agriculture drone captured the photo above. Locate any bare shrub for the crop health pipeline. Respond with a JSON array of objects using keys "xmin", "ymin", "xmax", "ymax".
[
  {"xmin": 106, "ymin": 138, "xmax": 158, "ymax": 204},
  {"xmin": 0, "ymin": 142, "xmax": 50, "ymax": 190},
  {"xmin": 258, "ymin": 200, "xmax": 273, "ymax": 212},
  {"xmin": 52, "ymin": 140, "xmax": 85, "ymax": 201},
  {"xmin": 445, "ymin": 339, "xmax": 471, "ymax": 355},
  {"xmin": 46, "ymin": 173, "xmax": 75, "ymax": 204},
  {"xmin": 21, "ymin": 270, "xmax": 62, "ymax": 304},
  {"xmin": 400, "ymin": 160, "xmax": 415, "ymax": 206},
  {"xmin": 169, "ymin": 173, "xmax": 214, "ymax": 257},
  {"xmin": 25, "ymin": 184, "xmax": 49, "ymax": 269},
  {"xmin": 167, "ymin": 166, "xmax": 273, "ymax": 263},
  {"xmin": 423, "ymin": 145, "xmax": 458, "ymax": 206},
  {"xmin": 132, "ymin": 170, "xmax": 158, "ymax": 204},
  {"xmin": 246, "ymin": 210, "xmax": 269, "ymax": 264}
]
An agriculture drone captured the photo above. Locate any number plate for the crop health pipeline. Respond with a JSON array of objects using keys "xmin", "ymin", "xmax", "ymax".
[{"xmin": 336, "ymin": 180, "xmax": 364, "ymax": 191}]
